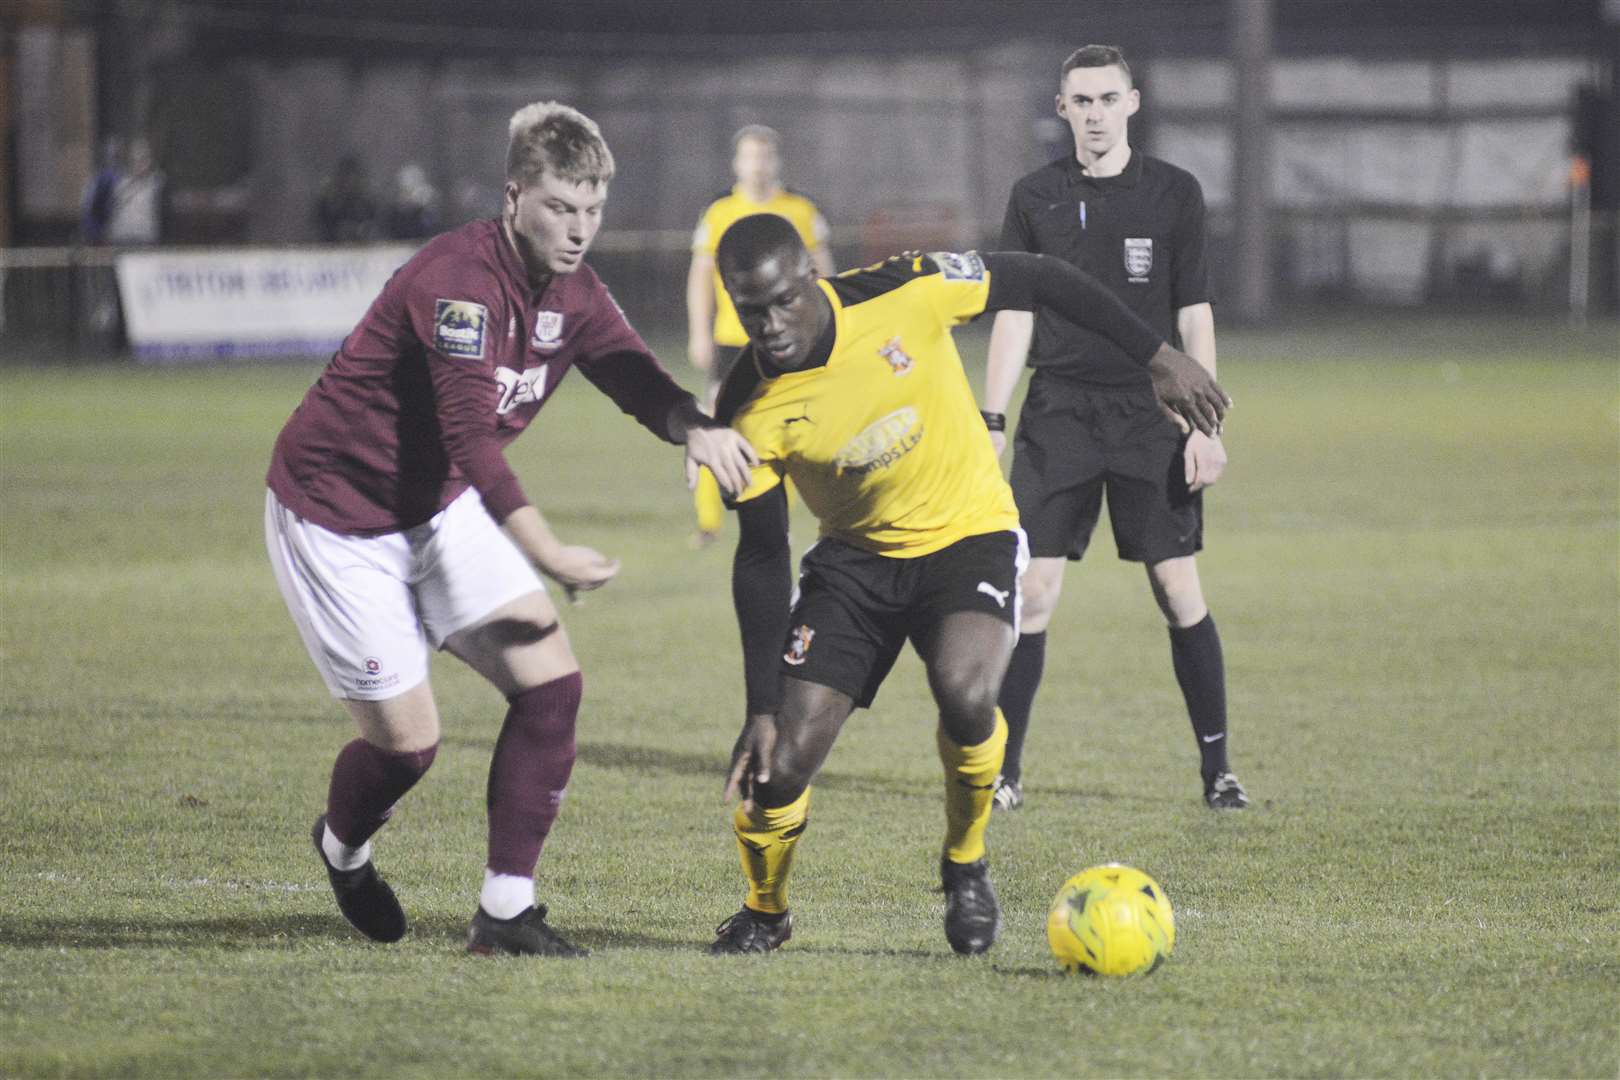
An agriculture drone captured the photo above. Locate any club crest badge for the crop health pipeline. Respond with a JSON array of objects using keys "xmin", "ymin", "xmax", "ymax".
[
  {"xmin": 532, "ymin": 310, "xmax": 565, "ymax": 351},
  {"xmin": 433, "ymin": 300, "xmax": 487, "ymax": 359},
  {"xmin": 878, "ymin": 336, "xmax": 913, "ymax": 376},
  {"xmin": 1123, "ymin": 238, "xmax": 1153, "ymax": 282},
  {"xmin": 783, "ymin": 625, "xmax": 816, "ymax": 666},
  {"xmin": 928, "ymin": 250, "xmax": 986, "ymax": 282}
]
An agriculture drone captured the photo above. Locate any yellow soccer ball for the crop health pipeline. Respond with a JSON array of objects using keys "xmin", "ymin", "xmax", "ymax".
[{"xmin": 1047, "ymin": 863, "xmax": 1176, "ymax": 976}]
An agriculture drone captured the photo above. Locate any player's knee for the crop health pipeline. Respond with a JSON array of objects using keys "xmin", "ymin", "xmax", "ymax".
[
  {"xmin": 1148, "ymin": 559, "xmax": 1205, "ymax": 626},
  {"xmin": 934, "ymin": 669, "xmax": 1000, "ymax": 741},
  {"xmin": 507, "ymin": 672, "xmax": 582, "ymax": 757},
  {"xmin": 756, "ymin": 754, "xmax": 812, "ymax": 806},
  {"xmin": 761, "ymin": 719, "xmax": 829, "ymax": 802},
  {"xmin": 1020, "ymin": 573, "xmax": 1063, "ymax": 624}
]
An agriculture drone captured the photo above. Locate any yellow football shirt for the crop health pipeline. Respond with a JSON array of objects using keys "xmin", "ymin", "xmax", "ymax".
[
  {"xmin": 693, "ymin": 188, "xmax": 830, "ymax": 347},
  {"xmin": 720, "ymin": 252, "xmax": 1018, "ymax": 558}
]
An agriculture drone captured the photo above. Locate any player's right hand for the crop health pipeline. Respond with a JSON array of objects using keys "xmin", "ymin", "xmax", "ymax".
[
  {"xmin": 724, "ymin": 712, "xmax": 778, "ymax": 810},
  {"xmin": 1147, "ymin": 343, "xmax": 1230, "ymax": 436},
  {"xmin": 684, "ymin": 425, "xmax": 759, "ymax": 498},
  {"xmin": 988, "ymin": 430, "xmax": 1007, "ymax": 457},
  {"xmin": 539, "ymin": 544, "xmax": 620, "ymax": 594}
]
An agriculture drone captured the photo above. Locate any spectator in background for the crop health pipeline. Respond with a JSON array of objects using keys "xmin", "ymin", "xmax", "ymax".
[
  {"xmin": 315, "ymin": 155, "xmax": 380, "ymax": 242},
  {"xmin": 79, "ymin": 136, "xmax": 125, "ymax": 245},
  {"xmin": 103, "ymin": 137, "xmax": 166, "ymax": 246},
  {"xmin": 77, "ymin": 134, "xmax": 165, "ymax": 345},
  {"xmin": 82, "ymin": 135, "xmax": 166, "ymax": 246},
  {"xmin": 385, "ymin": 163, "xmax": 442, "ymax": 241}
]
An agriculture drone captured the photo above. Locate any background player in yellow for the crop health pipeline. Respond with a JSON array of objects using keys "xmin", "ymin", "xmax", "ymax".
[
  {"xmin": 704, "ymin": 213, "xmax": 1228, "ymax": 956},
  {"xmin": 686, "ymin": 125, "xmax": 834, "ymax": 544}
]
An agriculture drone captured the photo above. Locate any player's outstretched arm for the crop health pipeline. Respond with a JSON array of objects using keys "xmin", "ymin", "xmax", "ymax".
[
  {"xmin": 500, "ymin": 504, "xmax": 619, "ymax": 595},
  {"xmin": 982, "ymin": 251, "xmax": 1231, "ymax": 436},
  {"xmin": 1143, "ymin": 343, "xmax": 1229, "ymax": 438},
  {"xmin": 669, "ymin": 398, "xmax": 760, "ymax": 497},
  {"xmin": 724, "ymin": 485, "xmax": 792, "ymax": 806}
]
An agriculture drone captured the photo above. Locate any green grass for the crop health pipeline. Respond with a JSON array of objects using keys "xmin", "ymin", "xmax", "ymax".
[{"xmin": 2, "ymin": 313, "xmax": 1617, "ymax": 1078}]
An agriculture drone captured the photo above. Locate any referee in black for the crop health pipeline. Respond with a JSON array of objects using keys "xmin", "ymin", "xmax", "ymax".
[{"xmin": 981, "ymin": 44, "xmax": 1249, "ymax": 812}]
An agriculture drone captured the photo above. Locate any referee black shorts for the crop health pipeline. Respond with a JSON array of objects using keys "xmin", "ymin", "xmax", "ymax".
[
  {"xmin": 1009, "ymin": 377, "xmax": 1202, "ymax": 565},
  {"xmin": 778, "ymin": 530, "xmax": 1028, "ymax": 709}
]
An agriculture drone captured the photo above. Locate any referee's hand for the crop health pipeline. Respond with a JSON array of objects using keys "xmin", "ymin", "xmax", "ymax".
[{"xmin": 1147, "ymin": 343, "xmax": 1230, "ymax": 436}]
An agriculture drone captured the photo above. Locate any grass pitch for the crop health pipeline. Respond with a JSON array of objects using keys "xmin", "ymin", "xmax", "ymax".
[{"xmin": 2, "ymin": 313, "xmax": 1616, "ymax": 1078}]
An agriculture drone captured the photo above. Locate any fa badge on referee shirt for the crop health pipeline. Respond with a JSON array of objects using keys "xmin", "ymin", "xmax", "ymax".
[{"xmin": 1123, "ymin": 238, "xmax": 1153, "ymax": 282}]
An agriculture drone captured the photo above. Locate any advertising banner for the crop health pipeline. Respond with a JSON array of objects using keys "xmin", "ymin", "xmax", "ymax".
[{"xmin": 115, "ymin": 245, "xmax": 417, "ymax": 362}]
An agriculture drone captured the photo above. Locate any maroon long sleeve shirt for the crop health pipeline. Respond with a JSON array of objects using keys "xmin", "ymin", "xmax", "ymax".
[{"xmin": 268, "ymin": 218, "xmax": 693, "ymax": 535}]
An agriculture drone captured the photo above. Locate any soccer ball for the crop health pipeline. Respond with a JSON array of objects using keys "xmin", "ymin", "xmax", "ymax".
[{"xmin": 1046, "ymin": 863, "xmax": 1175, "ymax": 976}]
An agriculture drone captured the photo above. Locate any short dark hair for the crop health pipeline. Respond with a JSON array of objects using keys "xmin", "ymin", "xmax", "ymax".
[
  {"xmin": 717, "ymin": 213, "xmax": 804, "ymax": 276},
  {"xmin": 1060, "ymin": 45, "xmax": 1132, "ymax": 88}
]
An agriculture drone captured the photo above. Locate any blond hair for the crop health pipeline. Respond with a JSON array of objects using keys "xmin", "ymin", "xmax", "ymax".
[
  {"xmin": 506, "ymin": 101, "xmax": 615, "ymax": 187},
  {"xmin": 731, "ymin": 124, "xmax": 781, "ymax": 152}
]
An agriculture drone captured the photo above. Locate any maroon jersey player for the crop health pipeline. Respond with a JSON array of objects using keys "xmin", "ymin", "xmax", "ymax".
[{"xmin": 265, "ymin": 102, "xmax": 757, "ymax": 957}]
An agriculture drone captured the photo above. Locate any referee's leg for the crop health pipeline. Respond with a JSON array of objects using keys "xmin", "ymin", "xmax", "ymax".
[{"xmin": 1147, "ymin": 555, "xmax": 1248, "ymax": 809}]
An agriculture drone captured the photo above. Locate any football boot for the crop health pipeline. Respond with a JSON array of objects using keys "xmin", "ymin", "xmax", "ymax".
[
  {"xmin": 467, "ymin": 903, "xmax": 589, "ymax": 957},
  {"xmin": 941, "ymin": 856, "xmax": 1002, "ymax": 955},
  {"xmin": 990, "ymin": 775, "xmax": 1024, "ymax": 812},
  {"xmin": 708, "ymin": 907, "xmax": 793, "ymax": 954},
  {"xmin": 1203, "ymin": 770, "xmax": 1250, "ymax": 810},
  {"xmin": 311, "ymin": 814, "xmax": 406, "ymax": 943}
]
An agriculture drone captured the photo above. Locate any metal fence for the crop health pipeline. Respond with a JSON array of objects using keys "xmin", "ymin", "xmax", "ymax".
[
  {"xmin": 5, "ymin": 205, "xmax": 1613, "ymax": 365},
  {"xmin": 0, "ymin": 231, "xmax": 868, "ymax": 364}
]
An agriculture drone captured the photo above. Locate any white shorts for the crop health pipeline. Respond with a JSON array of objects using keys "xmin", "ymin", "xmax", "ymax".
[{"xmin": 265, "ymin": 488, "xmax": 546, "ymax": 701}]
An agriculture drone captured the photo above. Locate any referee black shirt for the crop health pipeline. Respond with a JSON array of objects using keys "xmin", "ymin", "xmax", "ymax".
[{"xmin": 998, "ymin": 149, "xmax": 1210, "ymax": 389}]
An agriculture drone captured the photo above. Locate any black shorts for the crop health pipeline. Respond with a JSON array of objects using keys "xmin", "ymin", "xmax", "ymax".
[
  {"xmin": 1009, "ymin": 376, "xmax": 1202, "ymax": 564},
  {"xmin": 779, "ymin": 530, "xmax": 1027, "ymax": 709}
]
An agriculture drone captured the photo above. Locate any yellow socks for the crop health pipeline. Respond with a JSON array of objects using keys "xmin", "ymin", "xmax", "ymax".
[
  {"xmin": 937, "ymin": 711, "xmax": 1007, "ymax": 865},
  {"xmin": 731, "ymin": 788, "xmax": 811, "ymax": 914}
]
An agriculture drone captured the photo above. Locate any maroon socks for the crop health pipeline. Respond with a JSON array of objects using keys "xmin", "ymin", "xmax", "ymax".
[
  {"xmin": 486, "ymin": 671, "xmax": 582, "ymax": 877},
  {"xmin": 326, "ymin": 738, "xmax": 439, "ymax": 848}
]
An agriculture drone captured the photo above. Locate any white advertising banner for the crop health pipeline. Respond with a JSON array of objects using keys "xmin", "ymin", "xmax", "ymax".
[{"xmin": 115, "ymin": 245, "xmax": 417, "ymax": 362}]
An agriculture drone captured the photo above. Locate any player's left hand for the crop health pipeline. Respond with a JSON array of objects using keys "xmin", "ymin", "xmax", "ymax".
[
  {"xmin": 1183, "ymin": 429, "xmax": 1227, "ymax": 492},
  {"xmin": 1147, "ymin": 343, "xmax": 1230, "ymax": 437},
  {"xmin": 685, "ymin": 424, "xmax": 759, "ymax": 498},
  {"xmin": 724, "ymin": 712, "xmax": 778, "ymax": 810}
]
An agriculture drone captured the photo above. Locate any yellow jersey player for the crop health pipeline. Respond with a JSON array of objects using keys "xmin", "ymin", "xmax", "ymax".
[
  {"xmin": 706, "ymin": 213, "xmax": 1228, "ymax": 955},
  {"xmin": 686, "ymin": 125, "xmax": 834, "ymax": 544}
]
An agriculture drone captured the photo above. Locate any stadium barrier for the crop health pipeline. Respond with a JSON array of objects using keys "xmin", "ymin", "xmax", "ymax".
[
  {"xmin": 2, "ymin": 205, "xmax": 1610, "ymax": 366},
  {"xmin": 0, "ymin": 223, "xmax": 964, "ymax": 365}
]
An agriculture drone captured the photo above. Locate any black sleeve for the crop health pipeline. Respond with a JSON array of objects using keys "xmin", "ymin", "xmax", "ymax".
[
  {"xmin": 731, "ymin": 485, "xmax": 792, "ymax": 715},
  {"xmin": 982, "ymin": 251, "xmax": 1164, "ymax": 363}
]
